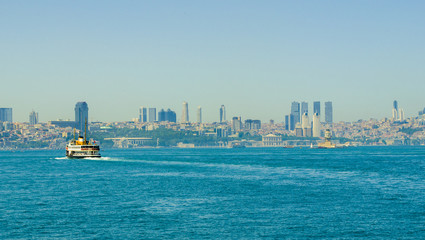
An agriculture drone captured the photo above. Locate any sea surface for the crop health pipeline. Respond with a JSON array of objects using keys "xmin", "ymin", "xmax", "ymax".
[{"xmin": 1, "ymin": 147, "xmax": 424, "ymax": 239}]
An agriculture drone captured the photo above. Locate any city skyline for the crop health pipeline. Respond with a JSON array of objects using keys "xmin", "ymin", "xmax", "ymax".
[
  {"xmin": 3, "ymin": 99, "xmax": 423, "ymax": 125},
  {"xmin": 1, "ymin": 1, "xmax": 425, "ymax": 122}
]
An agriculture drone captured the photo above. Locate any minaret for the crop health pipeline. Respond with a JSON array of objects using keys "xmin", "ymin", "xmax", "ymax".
[{"xmin": 182, "ymin": 101, "xmax": 189, "ymax": 123}]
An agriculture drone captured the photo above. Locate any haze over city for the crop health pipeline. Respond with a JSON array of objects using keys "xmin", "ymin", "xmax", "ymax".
[{"xmin": 1, "ymin": 1, "xmax": 425, "ymax": 123}]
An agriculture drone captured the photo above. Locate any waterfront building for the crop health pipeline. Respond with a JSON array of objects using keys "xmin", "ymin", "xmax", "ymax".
[
  {"xmin": 0, "ymin": 108, "xmax": 13, "ymax": 122},
  {"xmin": 29, "ymin": 111, "xmax": 39, "ymax": 125},
  {"xmin": 262, "ymin": 134, "xmax": 282, "ymax": 147},
  {"xmin": 197, "ymin": 106, "xmax": 202, "ymax": 123},
  {"xmin": 313, "ymin": 101, "xmax": 320, "ymax": 115},
  {"xmin": 325, "ymin": 101, "xmax": 333, "ymax": 123},
  {"xmin": 313, "ymin": 112, "xmax": 321, "ymax": 137},
  {"xmin": 291, "ymin": 102, "xmax": 300, "ymax": 125},
  {"xmin": 139, "ymin": 107, "xmax": 147, "ymax": 122},
  {"xmin": 148, "ymin": 108, "xmax": 156, "ymax": 122},
  {"xmin": 182, "ymin": 102, "xmax": 189, "ymax": 123},
  {"xmin": 220, "ymin": 105, "xmax": 226, "ymax": 122},
  {"xmin": 75, "ymin": 102, "xmax": 88, "ymax": 133}
]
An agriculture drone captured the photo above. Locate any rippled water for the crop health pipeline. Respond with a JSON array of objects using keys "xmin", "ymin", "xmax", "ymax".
[{"xmin": 1, "ymin": 147, "xmax": 425, "ymax": 239}]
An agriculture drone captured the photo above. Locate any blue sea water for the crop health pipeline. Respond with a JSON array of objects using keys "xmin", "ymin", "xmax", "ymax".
[{"xmin": 0, "ymin": 147, "xmax": 424, "ymax": 239}]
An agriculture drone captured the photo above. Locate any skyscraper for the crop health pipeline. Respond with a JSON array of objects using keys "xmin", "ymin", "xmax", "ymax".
[
  {"xmin": 220, "ymin": 105, "xmax": 226, "ymax": 122},
  {"xmin": 0, "ymin": 108, "xmax": 12, "ymax": 122},
  {"xmin": 29, "ymin": 111, "xmax": 39, "ymax": 125},
  {"xmin": 232, "ymin": 117, "xmax": 242, "ymax": 132},
  {"xmin": 289, "ymin": 114, "xmax": 295, "ymax": 130},
  {"xmin": 312, "ymin": 112, "xmax": 321, "ymax": 137},
  {"xmin": 313, "ymin": 101, "xmax": 320, "ymax": 115},
  {"xmin": 75, "ymin": 102, "xmax": 88, "ymax": 133},
  {"xmin": 301, "ymin": 102, "xmax": 308, "ymax": 115},
  {"xmin": 139, "ymin": 107, "xmax": 147, "ymax": 122},
  {"xmin": 158, "ymin": 109, "xmax": 177, "ymax": 122},
  {"xmin": 182, "ymin": 102, "xmax": 189, "ymax": 123},
  {"xmin": 252, "ymin": 120, "xmax": 261, "ymax": 130},
  {"xmin": 301, "ymin": 112, "xmax": 310, "ymax": 129},
  {"xmin": 284, "ymin": 115, "xmax": 289, "ymax": 130},
  {"xmin": 291, "ymin": 102, "xmax": 300, "ymax": 125},
  {"xmin": 399, "ymin": 108, "xmax": 405, "ymax": 121},
  {"xmin": 197, "ymin": 106, "xmax": 202, "ymax": 123},
  {"xmin": 392, "ymin": 100, "xmax": 399, "ymax": 120},
  {"xmin": 167, "ymin": 109, "xmax": 177, "ymax": 123},
  {"xmin": 245, "ymin": 119, "xmax": 253, "ymax": 130},
  {"xmin": 148, "ymin": 108, "xmax": 156, "ymax": 122},
  {"xmin": 325, "ymin": 101, "xmax": 333, "ymax": 123},
  {"xmin": 158, "ymin": 109, "xmax": 166, "ymax": 122}
]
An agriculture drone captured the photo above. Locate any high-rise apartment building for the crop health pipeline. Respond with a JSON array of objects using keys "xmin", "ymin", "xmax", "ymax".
[
  {"xmin": 29, "ymin": 111, "xmax": 39, "ymax": 125},
  {"xmin": 158, "ymin": 109, "xmax": 166, "ymax": 122},
  {"xmin": 399, "ymin": 108, "xmax": 405, "ymax": 121},
  {"xmin": 245, "ymin": 119, "xmax": 253, "ymax": 130},
  {"xmin": 313, "ymin": 101, "xmax": 320, "ymax": 115},
  {"xmin": 75, "ymin": 102, "xmax": 88, "ymax": 133},
  {"xmin": 301, "ymin": 112, "xmax": 310, "ymax": 129},
  {"xmin": 0, "ymin": 108, "xmax": 13, "ymax": 122},
  {"xmin": 197, "ymin": 106, "xmax": 202, "ymax": 123},
  {"xmin": 392, "ymin": 100, "xmax": 399, "ymax": 120},
  {"xmin": 312, "ymin": 112, "xmax": 321, "ymax": 137},
  {"xmin": 182, "ymin": 102, "xmax": 189, "ymax": 123},
  {"xmin": 168, "ymin": 109, "xmax": 177, "ymax": 123},
  {"xmin": 148, "ymin": 108, "xmax": 156, "ymax": 122},
  {"xmin": 232, "ymin": 117, "xmax": 242, "ymax": 132},
  {"xmin": 158, "ymin": 109, "xmax": 176, "ymax": 122},
  {"xmin": 325, "ymin": 101, "xmax": 333, "ymax": 123},
  {"xmin": 291, "ymin": 102, "xmax": 300, "ymax": 125},
  {"xmin": 139, "ymin": 107, "xmax": 147, "ymax": 122},
  {"xmin": 252, "ymin": 120, "xmax": 261, "ymax": 130},
  {"xmin": 220, "ymin": 105, "xmax": 226, "ymax": 122}
]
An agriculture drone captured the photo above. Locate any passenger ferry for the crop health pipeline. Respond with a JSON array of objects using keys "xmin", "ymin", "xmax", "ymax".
[{"xmin": 66, "ymin": 122, "xmax": 100, "ymax": 158}]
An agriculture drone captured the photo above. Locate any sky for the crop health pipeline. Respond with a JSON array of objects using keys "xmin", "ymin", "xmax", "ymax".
[{"xmin": 1, "ymin": 1, "xmax": 425, "ymax": 123}]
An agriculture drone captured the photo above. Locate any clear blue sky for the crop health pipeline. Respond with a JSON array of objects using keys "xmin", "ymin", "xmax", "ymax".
[{"xmin": 1, "ymin": 1, "xmax": 424, "ymax": 123}]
